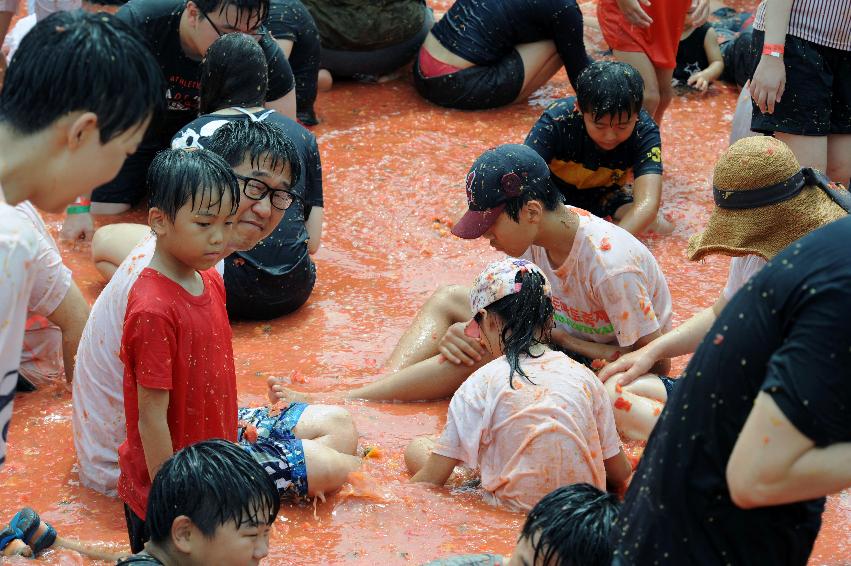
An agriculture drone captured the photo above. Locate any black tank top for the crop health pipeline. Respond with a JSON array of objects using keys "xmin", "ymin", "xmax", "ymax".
[{"xmin": 674, "ymin": 23, "xmax": 711, "ymax": 82}]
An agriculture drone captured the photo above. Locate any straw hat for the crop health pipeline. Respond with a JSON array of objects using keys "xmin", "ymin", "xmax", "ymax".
[{"xmin": 687, "ymin": 137, "xmax": 849, "ymax": 261}]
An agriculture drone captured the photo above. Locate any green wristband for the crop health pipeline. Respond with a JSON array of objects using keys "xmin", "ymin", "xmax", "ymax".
[{"xmin": 66, "ymin": 205, "xmax": 91, "ymax": 215}]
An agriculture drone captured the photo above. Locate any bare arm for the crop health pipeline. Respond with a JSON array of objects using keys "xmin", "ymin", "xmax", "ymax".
[
  {"xmin": 45, "ymin": 281, "xmax": 90, "ymax": 383},
  {"xmin": 750, "ymin": 0, "xmax": 794, "ymax": 113},
  {"xmin": 137, "ymin": 386, "xmax": 173, "ymax": 482},
  {"xmin": 616, "ymin": 174, "xmax": 662, "ymax": 235},
  {"xmin": 410, "ymin": 453, "xmax": 459, "ymax": 486},
  {"xmin": 604, "ymin": 448, "xmax": 632, "ymax": 494},
  {"xmin": 688, "ymin": 28, "xmax": 725, "ymax": 91},
  {"xmin": 551, "ymin": 327, "xmax": 668, "ymax": 373},
  {"xmin": 598, "ymin": 294, "xmax": 728, "ymax": 384},
  {"xmin": 266, "ymin": 89, "xmax": 297, "ymax": 121},
  {"xmin": 274, "ymin": 38, "xmax": 294, "ymax": 59},
  {"xmin": 305, "ymin": 207, "xmax": 323, "ymax": 255},
  {"xmin": 727, "ymin": 392, "xmax": 851, "ymax": 509}
]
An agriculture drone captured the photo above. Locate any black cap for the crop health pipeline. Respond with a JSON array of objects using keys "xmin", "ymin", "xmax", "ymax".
[{"xmin": 452, "ymin": 144, "xmax": 553, "ymax": 239}]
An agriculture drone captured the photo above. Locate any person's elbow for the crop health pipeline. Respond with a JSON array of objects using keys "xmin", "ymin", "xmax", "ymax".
[
  {"xmin": 307, "ymin": 237, "xmax": 321, "ymax": 255},
  {"xmin": 726, "ymin": 462, "xmax": 776, "ymax": 509}
]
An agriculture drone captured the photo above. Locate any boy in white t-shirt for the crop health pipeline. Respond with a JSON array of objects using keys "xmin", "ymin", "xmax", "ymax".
[
  {"xmin": 0, "ymin": 11, "xmax": 161, "ymax": 470},
  {"xmin": 600, "ymin": 136, "xmax": 849, "ymax": 440},
  {"xmin": 341, "ymin": 144, "xmax": 672, "ymax": 403},
  {"xmin": 406, "ymin": 258, "xmax": 631, "ymax": 511}
]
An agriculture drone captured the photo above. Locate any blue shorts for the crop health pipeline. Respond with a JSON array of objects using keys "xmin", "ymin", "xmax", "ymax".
[
  {"xmin": 658, "ymin": 375, "xmax": 678, "ymax": 397},
  {"xmin": 238, "ymin": 403, "xmax": 309, "ymax": 500}
]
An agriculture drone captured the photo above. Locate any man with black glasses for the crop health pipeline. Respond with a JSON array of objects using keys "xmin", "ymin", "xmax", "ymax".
[{"xmin": 60, "ymin": 0, "xmax": 297, "ymax": 240}]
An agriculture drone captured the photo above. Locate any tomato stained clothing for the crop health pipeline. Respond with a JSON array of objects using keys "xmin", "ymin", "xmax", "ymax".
[
  {"xmin": 16, "ymin": 202, "xmax": 72, "ymax": 385},
  {"xmin": 614, "ymin": 218, "xmax": 851, "ymax": 564},
  {"xmin": 524, "ymin": 97, "xmax": 663, "ymax": 213},
  {"xmin": 0, "ymin": 200, "xmax": 40, "ymax": 470},
  {"xmin": 597, "ymin": 0, "xmax": 692, "ymax": 69},
  {"xmin": 433, "ymin": 350, "xmax": 622, "ymax": 511},
  {"xmin": 523, "ymin": 208, "xmax": 673, "ymax": 347},
  {"xmin": 117, "ymin": 268, "xmax": 237, "ymax": 519},
  {"xmin": 722, "ymin": 255, "xmax": 767, "ymax": 301}
]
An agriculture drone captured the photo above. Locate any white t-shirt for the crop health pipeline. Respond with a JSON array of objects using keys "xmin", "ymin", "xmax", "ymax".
[
  {"xmin": 16, "ymin": 202, "xmax": 72, "ymax": 385},
  {"xmin": 72, "ymin": 233, "xmax": 224, "ymax": 495},
  {"xmin": 722, "ymin": 255, "xmax": 767, "ymax": 301},
  {"xmin": 524, "ymin": 208, "xmax": 673, "ymax": 347},
  {"xmin": 433, "ymin": 349, "xmax": 621, "ymax": 511},
  {"xmin": 0, "ymin": 199, "xmax": 40, "ymax": 469}
]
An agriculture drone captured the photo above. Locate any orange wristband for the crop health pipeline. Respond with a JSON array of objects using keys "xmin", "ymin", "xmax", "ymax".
[{"xmin": 762, "ymin": 43, "xmax": 784, "ymax": 58}]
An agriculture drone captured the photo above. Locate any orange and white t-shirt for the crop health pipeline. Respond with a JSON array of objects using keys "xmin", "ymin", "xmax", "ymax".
[
  {"xmin": 433, "ymin": 349, "xmax": 622, "ymax": 511},
  {"xmin": 523, "ymin": 208, "xmax": 672, "ymax": 347}
]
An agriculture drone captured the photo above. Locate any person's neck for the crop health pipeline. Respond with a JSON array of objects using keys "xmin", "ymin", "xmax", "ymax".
[
  {"xmin": 0, "ymin": 124, "xmax": 50, "ymax": 205},
  {"xmin": 142, "ymin": 541, "xmax": 178, "ymax": 566},
  {"xmin": 212, "ymin": 105, "xmax": 265, "ymax": 115},
  {"xmin": 533, "ymin": 204, "xmax": 578, "ymax": 267},
  {"xmin": 149, "ymin": 241, "xmax": 204, "ymax": 295},
  {"xmin": 177, "ymin": 8, "xmax": 203, "ymax": 61}
]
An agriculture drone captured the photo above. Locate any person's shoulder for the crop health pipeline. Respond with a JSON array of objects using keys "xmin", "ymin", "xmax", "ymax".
[
  {"xmin": 541, "ymin": 96, "xmax": 581, "ymax": 123},
  {"xmin": 120, "ymin": 0, "xmax": 183, "ymax": 22},
  {"xmin": 0, "ymin": 202, "xmax": 39, "ymax": 256},
  {"xmin": 126, "ymin": 268, "xmax": 177, "ymax": 312},
  {"xmin": 634, "ymin": 108, "xmax": 661, "ymax": 137},
  {"xmin": 575, "ymin": 211, "xmax": 657, "ymax": 270},
  {"xmin": 116, "ymin": 552, "xmax": 165, "ymax": 565}
]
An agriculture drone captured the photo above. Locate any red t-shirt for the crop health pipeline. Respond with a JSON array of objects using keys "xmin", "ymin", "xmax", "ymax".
[{"xmin": 117, "ymin": 268, "xmax": 237, "ymax": 519}]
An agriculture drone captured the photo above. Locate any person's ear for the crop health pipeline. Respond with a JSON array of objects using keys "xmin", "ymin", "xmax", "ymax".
[
  {"xmin": 170, "ymin": 515, "xmax": 195, "ymax": 554},
  {"xmin": 523, "ymin": 200, "xmax": 544, "ymax": 225},
  {"xmin": 185, "ymin": 1, "xmax": 201, "ymax": 26},
  {"xmin": 66, "ymin": 112, "xmax": 99, "ymax": 151},
  {"xmin": 149, "ymin": 207, "xmax": 169, "ymax": 236}
]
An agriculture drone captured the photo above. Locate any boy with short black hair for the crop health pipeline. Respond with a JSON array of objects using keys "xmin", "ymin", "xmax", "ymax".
[
  {"xmin": 117, "ymin": 148, "xmax": 241, "ymax": 553},
  {"xmin": 120, "ymin": 439, "xmax": 280, "ymax": 565},
  {"xmin": 0, "ymin": 10, "xmax": 162, "ymax": 471},
  {"xmin": 524, "ymin": 60, "xmax": 671, "ymax": 236},
  {"xmin": 423, "ymin": 483, "xmax": 621, "ymax": 566}
]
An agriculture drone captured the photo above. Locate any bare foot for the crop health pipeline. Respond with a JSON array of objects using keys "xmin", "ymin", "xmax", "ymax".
[
  {"xmin": 648, "ymin": 213, "xmax": 675, "ymax": 235},
  {"xmin": 266, "ymin": 376, "xmax": 313, "ymax": 404},
  {"xmin": 318, "ymin": 69, "xmax": 333, "ymax": 92},
  {"xmin": 2, "ymin": 538, "xmax": 32, "ymax": 557}
]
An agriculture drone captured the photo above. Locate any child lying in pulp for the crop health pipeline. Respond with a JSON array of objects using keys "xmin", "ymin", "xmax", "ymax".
[{"xmin": 405, "ymin": 258, "xmax": 632, "ymax": 511}]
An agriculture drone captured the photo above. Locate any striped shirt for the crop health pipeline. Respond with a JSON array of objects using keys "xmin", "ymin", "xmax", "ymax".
[{"xmin": 754, "ymin": 0, "xmax": 851, "ymax": 51}]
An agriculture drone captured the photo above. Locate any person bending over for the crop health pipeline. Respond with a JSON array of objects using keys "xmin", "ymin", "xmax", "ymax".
[
  {"xmin": 280, "ymin": 145, "xmax": 671, "ymax": 405},
  {"xmin": 412, "ymin": 0, "xmax": 589, "ymax": 110},
  {"xmin": 0, "ymin": 10, "xmax": 161, "ymax": 471},
  {"xmin": 60, "ymin": 0, "xmax": 298, "ymax": 241},
  {"xmin": 406, "ymin": 259, "xmax": 631, "ymax": 511},
  {"xmin": 599, "ymin": 136, "xmax": 849, "ymax": 441},
  {"xmin": 1, "ymin": 440, "xmax": 280, "ymax": 564},
  {"xmin": 421, "ymin": 484, "xmax": 621, "ymax": 566},
  {"xmin": 525, "ymin": 61, "xmax": 672, "ymax": 236},
  {"xmin": 172, "ymin": 32, "xmax": 324, "ymax": 319}
]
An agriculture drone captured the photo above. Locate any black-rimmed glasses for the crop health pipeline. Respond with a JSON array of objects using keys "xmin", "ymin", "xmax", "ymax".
[
  {"xmin": 236, "ymin": 174, "xmax": 300, "ymax": 211},
  {"xmin": 199, "ymin": 8, "xmax": 266, "ymax": 40}
]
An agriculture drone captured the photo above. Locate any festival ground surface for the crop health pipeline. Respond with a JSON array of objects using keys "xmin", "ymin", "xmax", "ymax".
[{"xmin": 1, "ymin": 1, "xmax": 849, "ymax": 563}]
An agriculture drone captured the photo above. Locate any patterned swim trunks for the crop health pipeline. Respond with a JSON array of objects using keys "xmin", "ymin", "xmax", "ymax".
[{"xmin": 238, "ymin": 403, "xmax": 309, "ymax": 500}]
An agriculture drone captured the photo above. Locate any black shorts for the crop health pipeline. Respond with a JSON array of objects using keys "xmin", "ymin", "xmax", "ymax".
[
  {"xmin": 224, "ymin": 251, "xmax": 316, "ymax": 320},
  {"xmin": 720, "ymin": 30, "xmax": 754, "ymax": 88},
  {"xmin": 319, "ymin": 5, "xmax": 433, "ymax": 79},
  {"xmin": 564, "ymin": 185, "xmax": 634, "ymax": 220},
  {"xmin": 412, "ymin": 49, "xmax": 525, "ymax": 110},
  {"xmin": 749, "ymin": 30, "xmax": 851, "ymax": 136},
  {"xmin": 123, "ymin": 504, "xmax": 149, "ymax": 554}
]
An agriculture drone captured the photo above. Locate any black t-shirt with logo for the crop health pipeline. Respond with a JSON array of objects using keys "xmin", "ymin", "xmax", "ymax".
[
  {"xmin": 117, "ymin": 0, "xmax": 294, "ymax": 140},
  {"xmin": 613, "ymin": 217, "xmax": 851, "ymax": 565},
  {"xmin": 524, "ymin": 97, "xmax": 662, "ymax": 201}
]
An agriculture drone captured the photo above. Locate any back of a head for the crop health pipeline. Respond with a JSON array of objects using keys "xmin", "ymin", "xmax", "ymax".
[
  {"xmin": 146, "ymin": 439, "xmax": 280, "ymax": 544},
  {"xmin": 200, "ymin": 33, "xmax": 269, "ymax": 115},
  {"xmin": 0, "ymin": 10, "xmax": 164, "ymax": 142},
  {"xmin": 520, "ymin": 483, "xmax": 620, "ymax": 566},
  {"xmin": 194, "ymin": 0, "xmax": 270, "ymax": 28},
  {"xmin": 147, "ymin": 148, "xmax": 239, "ymax": 222},
  {"xmin": 575, "ymin": 61, "xmax": 644, "ymax": 123},
  {"xmin": 205, "ymin": 119, "xmax": 302, "ymax": 188}
]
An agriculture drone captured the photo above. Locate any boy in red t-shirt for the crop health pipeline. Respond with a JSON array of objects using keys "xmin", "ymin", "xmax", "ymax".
[{"xmin": 117, "ymin": 147, "xmax": 241, "ymax": 553}]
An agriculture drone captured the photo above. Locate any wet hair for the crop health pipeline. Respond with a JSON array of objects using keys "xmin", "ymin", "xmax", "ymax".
[
  {"xmin": 147, "ymin": 148, "xmax": 239, "ymax": 222},
  {"xmin": 503, "ymin": 181, "xmax": 562, "ymax": 222},
  {"xmin": 200, "ymin": 33, "xmax": 268, "ymax": 115},
  {"xmin": 0, "ymin": 11, "xmax": 163, "ymax": 142},
  {"xmin": 478, "ymin": 269, "xmax": 553, "ymax": 388},
  {"xmin": 576, "ymin": 61, "xmax": 644, "ymax": 124},
  {"xmin": 193, "ymin": 0, "xmax": 269, "ymax": 30},
  {"xmin": 146, "ymin": 440, "xmax": 280, "ymax": 544},
  {"xmin": 205, "ymin": 120, "xmax": 302, "ymax": 187},
  {"xmin": 520, "ymin": 483, "xmax": 621, "ymax": 566}
]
